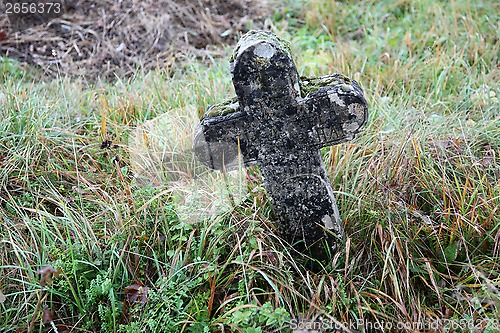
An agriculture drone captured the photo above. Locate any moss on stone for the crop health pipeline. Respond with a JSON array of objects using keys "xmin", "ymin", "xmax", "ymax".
[
  {"xmin": 299, "ymin": 74, "xmax": 352, "ymax": 96},
  {"xmin": 204, "ymin": 96, "xmax": 240, "ymax": 118}
]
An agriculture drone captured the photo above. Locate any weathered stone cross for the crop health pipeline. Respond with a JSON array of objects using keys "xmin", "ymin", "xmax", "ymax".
[{"xmin": 194, "ymin": 30, "xmax": 368, "ymax": 260}]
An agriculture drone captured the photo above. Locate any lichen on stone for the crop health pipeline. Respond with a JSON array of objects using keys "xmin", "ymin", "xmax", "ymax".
[
  {"xmin": 230, "ymin": 30, "xmax": 292, "ymax": 63},
  {"xmin": 251, "ymin": 54, "xmax": 272, "ymax": 68}
]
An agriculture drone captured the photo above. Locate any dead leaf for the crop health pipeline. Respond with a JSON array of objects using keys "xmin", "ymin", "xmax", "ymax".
[
  {"xmin": 124, "ymin": 284, "xmax": 149, "ymax": 306},
  {"xmin": 481, "ymin": 143, "xmax": 496, "ymax": 168},
  {"xmin": 36, "ymin": 266, "xmax": 60, "ymax": 286},
  {"xmin": 0, "ymin": 289, "xmax": 6, "ymax": 303},
  {"xmin": 42, "ymin": 306, "xmax": 53, "ymax": 324}
]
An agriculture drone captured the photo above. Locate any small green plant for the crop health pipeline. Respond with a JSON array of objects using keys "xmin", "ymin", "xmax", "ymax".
[
  {"xmin": 86, "ymin": 272, "xmax": 123, "ymax": 333},
  {"xmin": 226, "ymin": 302, "xmax": 291, "ymax": 332},
  {"xmin": 0, "ymin": 56, "xmax": 25, "ymax": 81}
]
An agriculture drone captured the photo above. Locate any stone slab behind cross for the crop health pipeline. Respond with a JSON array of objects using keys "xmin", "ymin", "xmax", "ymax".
[{"xmin": 194, "ymin": 30, "xmax": 368, "ymax": 260}]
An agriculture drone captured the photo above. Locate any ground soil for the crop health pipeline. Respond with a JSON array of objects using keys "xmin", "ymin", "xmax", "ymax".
[{"xmin": 0, "ymin": 0, "xmax": 271, "ymax": 80}]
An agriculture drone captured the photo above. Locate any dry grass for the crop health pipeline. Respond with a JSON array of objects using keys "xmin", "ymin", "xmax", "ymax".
[{"xmin": 0, "ymin": 0, "xmax": 270, "ymax": 80}]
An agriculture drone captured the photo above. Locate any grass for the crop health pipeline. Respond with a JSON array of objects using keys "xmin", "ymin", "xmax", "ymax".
[{"xmin": 1, "ymin": 0, "xmax": 499, "ymax": 332}]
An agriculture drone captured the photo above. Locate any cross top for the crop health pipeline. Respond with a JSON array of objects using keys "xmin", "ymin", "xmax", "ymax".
[
  {"xmin": 194, "ymin": 30, "xmax": 368, "ymax": 261},
  {"xmin": 231, "ymin": 30, "xmax": 300, "ymax": 111}
]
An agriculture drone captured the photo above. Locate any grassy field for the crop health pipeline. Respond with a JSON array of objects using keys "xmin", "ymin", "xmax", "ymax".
[{"xmin": 1, "ymin": 0, "xmax": 499, "ymax": 332}]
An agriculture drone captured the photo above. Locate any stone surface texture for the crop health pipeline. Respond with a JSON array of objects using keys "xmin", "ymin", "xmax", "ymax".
[{"xmin": 194, "ymin": 30, "xmax": 368, "ymax": 260}]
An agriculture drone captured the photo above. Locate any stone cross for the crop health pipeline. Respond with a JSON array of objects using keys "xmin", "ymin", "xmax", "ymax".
[{"xmin": 194, "ymin": 30, "xmax": 368, "ymax": 260}]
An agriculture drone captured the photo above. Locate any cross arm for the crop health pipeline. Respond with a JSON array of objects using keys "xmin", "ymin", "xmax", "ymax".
[
  {"xmin": 194, "ymin": 99, "xmax": 259, "ymax": 171},
  {"xmin": 300, "ymin": 74, "xmax": 368, "ymax": 148}
]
